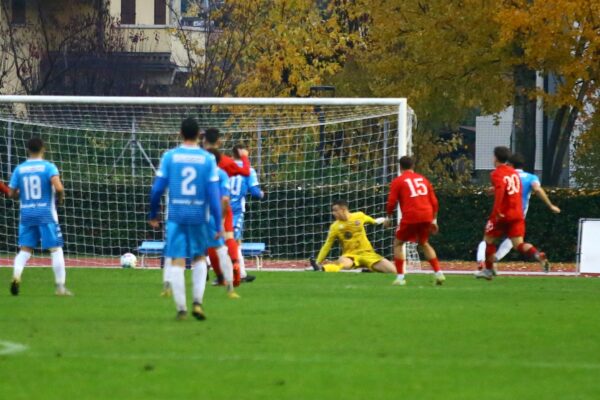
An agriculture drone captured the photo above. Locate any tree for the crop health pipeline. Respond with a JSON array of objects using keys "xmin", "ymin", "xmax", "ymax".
[
  {"xmin": 496, "ymin": 0, "xmax": 600, "ymax": 185},
  {"xmin": 573, "ymin": 114, "xmax": 600, "ymax": 188},
  {"xmin": 172, "ymin": 0, "xmax": 359, "ymax": 97}
]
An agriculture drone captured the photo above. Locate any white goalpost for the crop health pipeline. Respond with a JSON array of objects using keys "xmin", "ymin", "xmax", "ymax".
[{"xmin": 0, "ymin": 95, "xmax": 414, "ymax": 268}]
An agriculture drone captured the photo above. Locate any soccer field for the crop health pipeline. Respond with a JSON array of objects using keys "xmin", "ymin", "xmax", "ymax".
[{"xmin": 1, "ymin": 268, "xmax": 599, "ymax": 400}]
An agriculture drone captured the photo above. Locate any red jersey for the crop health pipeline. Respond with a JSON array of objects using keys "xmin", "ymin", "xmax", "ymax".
[
  {"xmin": 386, "ymin": 171, "xmax": 438, "ymax": 224},
  {"xmin": 0, "ymin": 181, "xmax": 9, "ymax": 196},
  {"xmin": 490, "ymin": 164, "xmax": 523, "ymax": 221},
  {"xmin": 219, "ymin": 155, "xmax": 250, "ymax": 177}
]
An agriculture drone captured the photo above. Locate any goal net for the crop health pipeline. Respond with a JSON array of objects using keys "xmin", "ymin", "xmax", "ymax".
[{"xmin": 0, "ymin": 96, "xmax": 413, "ymax": 268}]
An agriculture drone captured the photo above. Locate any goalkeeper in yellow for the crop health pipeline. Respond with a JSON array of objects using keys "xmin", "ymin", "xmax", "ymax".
[{"xmin": 309, "ymin": 200, "xmax": 396, "ymax": 273}]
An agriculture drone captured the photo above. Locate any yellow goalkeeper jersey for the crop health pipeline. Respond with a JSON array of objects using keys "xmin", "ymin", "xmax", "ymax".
[{"xmin": 316, "ymin": 212, "xmax": 378, "ymax": 263}]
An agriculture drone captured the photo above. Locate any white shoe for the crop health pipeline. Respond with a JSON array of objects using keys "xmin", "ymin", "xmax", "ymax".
[
  {"xmin": 475, "ymin": 269, "xmax": 493, "ymax": 280},
  {"xmin": 55, "ymin": 286, "xmax": 73, "ymax": 296},
  {"xmin": 434, "ymin": 272, "xmax": 445, "ymax": 285},
  {"xmin": 392, "ymin": 278, "xmax": 406, "ymax": 286}
]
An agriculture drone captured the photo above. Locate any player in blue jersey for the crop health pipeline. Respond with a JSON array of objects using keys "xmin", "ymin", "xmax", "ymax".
[
  {"xmin": 205, "ymin": 149, "xmax": 240, "ymax": 299},
  {"xmin": 230, "ymin": 144, "xmax": 265, "ymax": 281},
  {"xmin": 476, "ymin": 153, "xmax": 560, "ymax": 271},
  {"xmin": 8, "ymin": 137, "xmax": 71, "ymax": 296},
  {"xmin": 149, "ymin": 117, "xmax": 222, "ymax": 320}
]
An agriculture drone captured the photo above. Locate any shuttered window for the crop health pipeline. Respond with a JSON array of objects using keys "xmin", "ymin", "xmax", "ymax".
[
  {"xmin": 154, "ymin": 0, "xmax": 166, "ymax": 25},
  {"xmin": 121, "ymin": 0, "xmax": 136, "ymax": 25}
]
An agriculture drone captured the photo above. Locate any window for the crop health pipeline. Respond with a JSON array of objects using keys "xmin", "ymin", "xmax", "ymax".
[
  {"xmin": 11, "ymin": 0, "xmax": 26, "ymax": 25},
  {"xmin": 121, "ymin": 0, "xmax": 135, "ymax": 25},
  {"xmin": 154, "ymin": 0, "xmax": 166, "ymax": 25}
]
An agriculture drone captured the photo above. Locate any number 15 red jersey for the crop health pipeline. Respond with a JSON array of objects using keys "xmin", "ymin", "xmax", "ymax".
[
  {"xmin": 386, "ymin": 171, "xmax": 438, "ymax": 223},
  {"xmin": 490, "ymin": 164, "xmax": 524, "ymax": 221}
]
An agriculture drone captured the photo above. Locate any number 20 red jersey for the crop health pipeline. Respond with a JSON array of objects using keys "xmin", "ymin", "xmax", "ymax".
[
  {"xmin": 490, "ymin": 164, "xmax": 524, "ymax": 221},
  {"xmin": 386, "ymin": 171, "xmax": 438, "ymax": 224}
]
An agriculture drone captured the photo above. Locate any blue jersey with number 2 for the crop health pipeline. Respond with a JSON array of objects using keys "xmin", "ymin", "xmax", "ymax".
[
  {"xmin": 9, "ymin": 159, "xmax": 60, "ymax": 226},
  {"xmin": 156, "ymin": 145, "xmax": 219, "ymax": 224}
]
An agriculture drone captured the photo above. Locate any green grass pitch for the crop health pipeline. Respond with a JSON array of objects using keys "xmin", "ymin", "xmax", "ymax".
[{"xmin": 1, "ymin": 268, "xmax": 600, "ymax": 400}]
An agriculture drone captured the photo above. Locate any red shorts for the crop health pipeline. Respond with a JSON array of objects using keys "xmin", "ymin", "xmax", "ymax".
[
  {"xmin": 395, "ymin": 222, "xmax": 432, "ymax": 245},
  {"xmin": 485, "ymin": 218, "xmax": 525, "ymax": 238},
  {"xmin": 224, "ymin": 205, "xmax": 234, "ymax": 232}
]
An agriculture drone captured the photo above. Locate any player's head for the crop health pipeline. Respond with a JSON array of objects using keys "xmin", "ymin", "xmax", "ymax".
[
  {"xmin": 180, "ymin": 117, "xmax": 200, "ymax": 141},
  {"xmin": 399, "ymin": 156, "xmax": 414, "ymax": 171},
  {"xmin": 509, "ymin": 153, "xmax": 525, "ymax": 169},
  {"xmin": 493, "ymin": 146, "xmax": 511, "ymax": 164},
  {"xmin": 232, "ymin": 143, "xmax": 246, "ymax": 159},
  {"xmin": 331, "ymin": 199, "xmax": 349, "ymax": 221},
  {"xmin": 27, "ymin": 137, "xmax": 45, "ymax": 156},
  {"xmin": 203, "ymin": 127, "xmax": 221, "ymax": 148},
  {"xmin": 206, "ymin": 148, "xmax": 222, "ymax": 163}
]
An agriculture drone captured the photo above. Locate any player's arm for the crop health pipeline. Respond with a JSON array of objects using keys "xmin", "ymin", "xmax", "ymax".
[
  {"xmin": 428, "ymin": 180, "xmax": 440, "ymax": 233},
  {"xmin": 219, "ymin": 153, "xmax": 251, "ymax": 177},
  {"xmin": 532, "ymin": 183, "xmax": 561, "ymax": 213},
  {"xmin": 0, "ymin": 181, "xmax": 10, "ymax": 196},
  {"xmin": 359, "ymin": 212, "xmax": 387, "ymax": 226},
  {"xmin": 491, "ymin": 173, "xmax": 506, "ymax": 219},
  {"xmin": 385, "ymin": 178, "xmax": 400, "ymax": 218},
  {"xmin": 248, "ymin": 168, "xmax": 265, "ymax": 199},
  {"xmin": 148, "ymin": 153, "xmax": 169, "ymax": 228},
  {"xmin": 207, "ymin": 164, "xmax": 223, "ymax": 231},
  {"xmin": 316, "ymin": 227, "xmax": 336, "ymax": 264},
  {"xmin": 8, "ymin": 170, "xmax": 19, "ymax": 199},
  {"xmin": 50, "ymin": 175, "xmax": 65, "ymax": 205}
]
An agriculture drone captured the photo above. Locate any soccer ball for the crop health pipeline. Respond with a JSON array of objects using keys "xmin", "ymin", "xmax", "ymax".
[{"xmin": 120, "ymin": 252, "xmax": 137, "ymax": 269}]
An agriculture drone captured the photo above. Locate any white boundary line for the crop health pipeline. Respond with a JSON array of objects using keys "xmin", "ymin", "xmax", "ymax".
[{"xmin": 0, "ymin": 340, "xmax": 28, "ymax": 356}]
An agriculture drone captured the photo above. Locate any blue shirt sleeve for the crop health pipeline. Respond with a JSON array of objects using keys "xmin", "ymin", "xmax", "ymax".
[
  {"xmin": 248, "ymin": 168, "xmax": 259, "ymax": 187},
  {"xmin": 8, "ymin": 167, "xmax": 19, "ymax": 189},
  {"xmin": 47, "ymin": 162, "xmax": 59, "ymax": 178},
  {"xmin": 206, "ymin": 156, "xmax": 222, "ymax": 227},
  {"xmin": 148, "ymin": 153, "xmax": 170, "ymax": 220}
]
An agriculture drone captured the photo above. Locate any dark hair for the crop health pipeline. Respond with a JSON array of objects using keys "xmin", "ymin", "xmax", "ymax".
[
  {"xmin": 494, "ymin": 146, "xmax": 511, "ymax": 163},
  {"xmin": 509, "ymin": 153, "xmax": 525, "ymax": 169},
  {"xmin": 206, "ymin": 148, "xmax": 222, "ymax": 163},
  {"xmin": 232, "ymin": 143, "xmax": 245, "ymax": 159},
  {"xmin": 204, "ymin": 127, "xmax": 220, "ymax": 144},
  {"xmin": 27, "ymin": 137, "xmax": 44, "ymax": 153},
  {"xmin": 399, "ymin": 156, "xmax": 414, "ymax": 170},
  {"xmin": 180, "ymin": 117, "xmax": 199, "ymax": 140},
  {"xmin": 332, "ymin": 199, "xmax": 348, "ymax": 209}
]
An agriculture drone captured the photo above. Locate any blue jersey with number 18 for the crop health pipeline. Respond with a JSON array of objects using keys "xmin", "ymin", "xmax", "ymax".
[
  {"xmin": 156, "ymin": 145, "xmax": 219, "ymax": 224},
  {"xmin": 9, "ymin": 159, "xmax": 60, "ymax": 226}
]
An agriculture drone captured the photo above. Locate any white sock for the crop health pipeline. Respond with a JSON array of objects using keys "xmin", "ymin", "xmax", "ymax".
[
  {"xmin": 217, "ymin": 246, "xmax": 233, "ymax": 284},
  {"xmin": 13, "ymin": 250, "xmax": 31, "ymax": 280},
  {"xmin": 170, "ymin": 266, "xmax": 187, "ymax": 312},
  {"xmin": 192, "ymin": 259, "xmax": 208, "ymax": 304},
  {"xmin": 162, "ymin": 257, "xmax": 172, "ymax": 287},
  {"xmin": 51, "ymin": 248, "xmax": 66, "ymax": 286},
  {"xmin": 238, "ymin": 247, "xmax": 247, "ymax": 278},
  {"xmin": 396, "ymin": 274, "xmax": 405, "ymax": 280},
  {"xmin": 476, "ymin": 241, "xmax": 486, "ymax": 263},
  {"xmin": 496, "ymin": 238, "xmax": 513, "ymax": 261}
]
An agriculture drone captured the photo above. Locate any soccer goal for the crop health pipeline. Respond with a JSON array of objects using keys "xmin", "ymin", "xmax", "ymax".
[
  {"xmin": 0, "ymin": 96, "xmax": 413, "ymax": 267},
  {"xmin": 577, "ymin": 219, "xmax": 600, "ymax": 274}
]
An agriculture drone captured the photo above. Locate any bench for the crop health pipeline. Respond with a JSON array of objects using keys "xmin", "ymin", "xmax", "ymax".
[
  {"xmin": 241, "ymin": 242, "xmax": 266, "ymax": 270},
  {"xmin": 137, "ymin": 240, "xmax": 165, "ymax": 268},
  {"xmin": 136, "ymin": 240, "xmax": 266, "ymax": 270}
]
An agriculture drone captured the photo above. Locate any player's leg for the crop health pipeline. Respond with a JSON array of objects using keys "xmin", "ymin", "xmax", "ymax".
[
  {"xmin": 476, "ymin": 240, "xmax": 486, "ymax": 270},
  {"xmin": 161, "ymin": 257, "xmax": 173, "ymax": 297},
  {"xmin": 370, "ymin": 257, "xmax": 396, "ymax": 273},
  {"xmin": 216, "ymin": 245, "xmax": 239, "ymax": 298},
  {"xmin": 165, "ymin": 222, "xmax": 189, "ymax": 319},
  {"xmin": 11, "ymin": 224, "xmax": 38, "ymax": 295},
  {"xmin": 41, "ymin": 223, "xmax": 71, "ymax": 296},
  {"xmin": 510, "ymin": 237, "xmax": 550, "ymax": 272},
  {"xmin": 420, "ymin": 239, "xmax": 445, "ymax": 285},
  {"xmin": 191, "ymin": 255, "xmax": 208, "ymax": 320},
  {"xmin": 322, "ymin": 256, "xmax": 354, "ymax": 272},
  {"xmin": 392, "ymin": 238, "xmax": 407, "ymax": 285},
  {"xmin": 235, "ymin": 213, "xmax": 255, "ymax": 283},
  {"xmin": 495, "ymin": 238, "xmax": 513, "ymax": 261},
  {"xmin": 208, "ymin": 247, "xmax": 224, "ymax": 285},
  {"xmin": 224, "ymin": 206, "xmax": 244, "ymax": 284}
]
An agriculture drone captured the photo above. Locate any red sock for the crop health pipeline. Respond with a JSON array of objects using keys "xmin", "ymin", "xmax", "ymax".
[
  {"xmin": 485, "ymin": 243, "xmax": 497, "ymax": 270},
  {"xmin": 517, "ymin": 243, "xmax": 538, "ymax": 259},
  {"xmin": 394, "ymin": 259, "xmax": 405, "ymax": 274},
  {"xmin": 429, "ymin": 258, "xmax": 441, "ymax": 272},
  {"xmin": 207, "ymin": 248, "xmax": 223, "ymax": 280},
  {"xmin": 226, "ymin": 238, "xmax": 239, "ymax": 263}
]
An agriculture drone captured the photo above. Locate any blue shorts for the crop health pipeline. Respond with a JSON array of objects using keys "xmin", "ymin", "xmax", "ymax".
[
  {"xmin": 165, "ymin": 221, "xmax": 208, "ymax": 259},
  {"xmin": 233, "ymin": 213, "xmax": 245, "ymax": 241},
  {"xmin": 206, "ymin": 217, "xmax": 225, "ymax": 249},
  {"xmin": 19, "ymin": 223, "xmax": 64, "ymax": 249}
]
